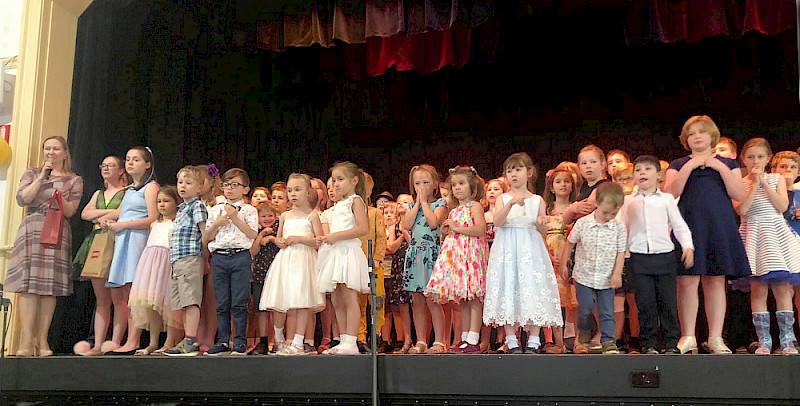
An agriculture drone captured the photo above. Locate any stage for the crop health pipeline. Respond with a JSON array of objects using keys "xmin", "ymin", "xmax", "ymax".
[{"xmin": 1, "ymin": 354, "xmax": 798, "ymax": 405}]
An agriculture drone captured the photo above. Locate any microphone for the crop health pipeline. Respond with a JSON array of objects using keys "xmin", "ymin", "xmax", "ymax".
[{"xmin": 44, "ymin": 158, "xmax": 53, "ymax": 180}]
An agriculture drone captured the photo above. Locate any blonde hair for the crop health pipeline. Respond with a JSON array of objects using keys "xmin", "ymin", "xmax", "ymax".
[
  {"xmin": 42, "ymin": 136, "xmax": 73, "ymax": 174},
  {"xmin": 612, "ymin": 162, "xmax": 634, "ymax": 180},
  {"xmin": 408, "ymin": 164, "xmax": 441, "ymax": 202},
  {"xmin": 579, "ymin": 145, "xmax": 606, "ymax": 165},
  {"xmin": 287, "ymin": 173, "xmax": 315, "ymax": 207},
  {"xmin": 771, "ymin": 151, "xmax": 800, "ymax": 171},
  {"xmin": 680, "ymin": 115, "xmax": 721, "ymax": 151},
  {"xmin": 256, "ymin": 200, "xmax": 277, "ymax": 215},
  {"xmin": 446, "ymin": 166, "xmax": 485, "ymax": 207},
  {"xmin": 503, "ymin": 152, "xmax": 537, "ymax": 193},
  {"xmin": 331, "ymin": 161, "xmax": 367, "ymax": 203},
  {"xmin": 193, "ymin": 164, "xmax": 221, "ymax": 206}
]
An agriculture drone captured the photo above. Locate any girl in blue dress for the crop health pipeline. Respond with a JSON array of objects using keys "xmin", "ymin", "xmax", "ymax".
[{"xmin": 665, "ymin": 116, "xmax": 749, "ymax": 355}]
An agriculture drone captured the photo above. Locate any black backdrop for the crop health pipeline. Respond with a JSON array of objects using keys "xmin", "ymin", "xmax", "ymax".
[{"xmin": 55, "ymin": 0, "xmax": 799, "ymax": 351}]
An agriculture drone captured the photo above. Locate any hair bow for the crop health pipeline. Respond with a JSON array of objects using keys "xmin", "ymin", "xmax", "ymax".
[{"xmin": 207, "ymin": 164, "xmax": 219, "ymax": 177}]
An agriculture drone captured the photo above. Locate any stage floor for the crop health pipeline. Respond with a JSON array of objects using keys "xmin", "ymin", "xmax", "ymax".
[{"xmin": 1, "ymin": 354, "xmax": 798, "ymax": 405}]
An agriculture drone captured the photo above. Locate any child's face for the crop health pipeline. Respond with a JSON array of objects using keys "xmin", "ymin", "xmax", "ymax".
[
  {"xmin": 251, "ymin": 189, "xmax": 270, "ymax": 206},
  {"xmin": 397, "ymin": 194, "xmax": 413, "ymax": 214},
  {"xmin": 221, "ymin": 175, "xmax": 249, "ymax": 202},
  {"xmin": 439, "ymin": 185, "xmax": 450, "ymax": 201},
  {"xmin": 271, "ymin": 189, "xmax": 290, "ymax": 212},
  {"xmin": 657, "ymin": 170, "xmax": 667, "ymax": 190},
  {"xmin": 773, "ymin": 158, "xmax": 800, "ymax": 186},
  {"xmin": 331, "ymin": 168, "xmax": 358, "ymax": 198},
  {"xmin": 259, "ymin": 210, "xmax": 277, "ymax": 228},
  {"xmin": 450, "ymin": 174, "xmax": 472, "ymax": 203},
  {"xmin": 686, "ymin": 122, "xmax": 714, "ymax": 153},
  {"xmin": 486, "ymin": 181, "xmax": 504, "ymax": 204},
  {"xmin": 383, "ymin": 207, "xmax": 397, "ymax": 225},
  {"xmin": 125, "ymin": 149, "xmax": 150, "ymax": 178},
  {"xmin": 741, "ymin": 146, "xmax": 771, "ymax": 174},
  {"xmin": 578, "ymin": 151, "xmax": 605, "ymax": 183},
  {"xmin": 286, "ymin": 178, "xmax": 310, "ymax": 208},
  {"xmin": 713, "ymin": 143, "xmax": 736, "ymax": 159},
  {"xmin": 607, "ymin": 153, "xmax": 628, "ymax": 176},
  {"xmin": 412, "ymin": 170, "xmax": 436, "ymax": 200},
  {"xmin": 100, "ymin": 157, "xmax": 124, "ymax": 183},
  {"xmin": 594, "ymin": 200, "xmax": 621, "ymax": 224},
  {"xmin": 375, "ymin": 197, "xmax": 390, "ymax": 210},
  {"xmin": 634, "ymin": 162, "xmax": 659, "ymax": 192},
  {"xmin": 551, "ymin": 172, "xmax": 573, "ymax": 198},
  {"xmin": 613, "ymin": 168, "xmax": 635, "ymax": 195},
  {"xmin": 327, "ymin": 178, "xmax": 339, "ymax": 202},
  {"xmin": 504, "ymin": 165, "xmax": 531, "ymax": 190},
  {"xmin": 157, "ymin": 192, "xmax": 178, "ymax": 218},
  {"xmin": 177, "ymin": 173, "xmax": 203, "ymax": 200}
]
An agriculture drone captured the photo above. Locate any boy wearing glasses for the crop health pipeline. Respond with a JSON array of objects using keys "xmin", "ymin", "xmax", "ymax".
[{"xmin": 203, "ymin": 168, "xmax": 259, "ymax": 355}]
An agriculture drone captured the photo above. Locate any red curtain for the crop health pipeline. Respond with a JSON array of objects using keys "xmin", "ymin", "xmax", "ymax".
[{"xmin": 366, "ymin": 24, "xmax": 471, "ymax": 76}]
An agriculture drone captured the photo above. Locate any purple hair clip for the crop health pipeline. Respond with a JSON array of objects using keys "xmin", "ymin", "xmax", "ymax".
[{"xmin": 207, "ymin": 164, "xmax": 219, "ymax": 178}]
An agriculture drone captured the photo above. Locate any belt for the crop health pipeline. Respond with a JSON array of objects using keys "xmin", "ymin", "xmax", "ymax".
[
  {"xmin": 26, "ymin": 206, "xmax": 51, "ymax": 215},
  {"xmin": 214, "ymin": 248, "xmax": 248, "ymax": 256}
]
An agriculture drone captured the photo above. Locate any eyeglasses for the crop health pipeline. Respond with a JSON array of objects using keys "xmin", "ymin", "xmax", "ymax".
[
  {"xmin": 98, "ymin": 164, "xmax": 118, "ymax": 169},
  {"xmin": 221, "ymin": 182, "xmax": 245, "ymax": 189}
]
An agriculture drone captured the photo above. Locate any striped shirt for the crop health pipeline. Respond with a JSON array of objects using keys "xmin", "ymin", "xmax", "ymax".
[{"xmin": 170, "ymin": 197, "xmax": 208, "ymax": 263}]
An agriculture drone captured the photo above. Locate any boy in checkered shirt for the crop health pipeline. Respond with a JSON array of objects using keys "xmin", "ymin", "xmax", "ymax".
[{"xmin": 165, "ymin": 166, "xmax": 208, "ymax": 356}]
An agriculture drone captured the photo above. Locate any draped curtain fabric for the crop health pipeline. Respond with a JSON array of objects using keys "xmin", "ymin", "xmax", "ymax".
[{"xmin": 626, "ymin": 0, "xmax": 796, "ymax": 46}]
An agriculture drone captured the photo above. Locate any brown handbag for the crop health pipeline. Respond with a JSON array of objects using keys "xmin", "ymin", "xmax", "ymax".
[{"xmin": 40, "ymin": 190, "xmax": 64, "ymax": 246}]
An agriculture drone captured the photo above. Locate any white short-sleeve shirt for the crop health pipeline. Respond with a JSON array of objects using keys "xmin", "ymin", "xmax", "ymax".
[{"xmin": 567, "ymin": 213, "xmax": 627, "ymax": 290}]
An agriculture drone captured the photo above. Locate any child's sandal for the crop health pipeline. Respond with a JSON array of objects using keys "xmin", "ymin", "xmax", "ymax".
[
  {"xmin": 395, "ymin": 342, "xmax": 412, "ymax": 354},
  {"xmin": 426, "ymin": 342, "xmax": 447, "ymax": 354},
  {"xmin": 407, "ymin": 341, "xmax": 427, "ymax": 354}
]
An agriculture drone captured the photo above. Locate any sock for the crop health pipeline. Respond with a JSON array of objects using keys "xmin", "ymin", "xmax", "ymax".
[
  {"xmin": 274, "ymin": 327, "xmax": 285, "ymax": 342},
  {"xmin": 564, "ymin": 322, "xmax": 576, "ymax": 339},
  {"xmin": 752, "ymin": 312, "xmax": 772, "ymax": 350},
  {"xmin": 505, "ymin": 334, "xmax": 519, "ymax": 349},
  {"xmin": 260, "ymin": 336, "xmax": 268, "ymax": 345},
  {"xmin": 305, "ymin": 338, "xmax": 314, "ymax": 346},
  {"xmin": 461, "ymin": 332, "xmax": 469, "ymax": 342},
  {"xmin": 466, "ymin": 331, "xmax": 480, "ymax": 346},
  {"xmin": 292, "ymin": 334, "xmax": 304, "ymax": 348},
  {"xmin": 342, "ymin": 334, "xmax": 357, "ymax": 348},
  {"xmin": 333, "ymin": 335, "xmax": 340, "ymax": 341},
  {"xmin": 527, "ymin": 335, "xmax": 541, "ymax": 350},
  {"xmin": 776, "ymin": 310, "xmax": 797, "ymax": 349},
  {"xmin": 185, "ymin": 336, "xmax": 197, "ymax": 346}
]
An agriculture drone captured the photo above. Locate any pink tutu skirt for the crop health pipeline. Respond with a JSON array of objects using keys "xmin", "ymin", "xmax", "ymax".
[{"xmin": 129, "ymin": 246, "xmax": 182, "ymax": 330}]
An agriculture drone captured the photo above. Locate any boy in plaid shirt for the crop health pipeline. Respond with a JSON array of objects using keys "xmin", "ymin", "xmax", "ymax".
[{"xmin": 165, "ymin": 166, "xmax": 208, "ymax": 356}]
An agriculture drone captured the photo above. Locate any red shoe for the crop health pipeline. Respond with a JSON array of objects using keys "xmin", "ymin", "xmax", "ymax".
[
  {"xmin": 460, "ymin": 343, "xmax": 482, "ymax": 354},
  {"xmin": 448, "ymin": 341, "xmax": 469, "ymax": 354}
]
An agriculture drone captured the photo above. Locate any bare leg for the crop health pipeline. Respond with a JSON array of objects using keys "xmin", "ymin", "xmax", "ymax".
[
  {"xmin": 677, "ymin": 276, "xmax": 700, "ymax": 337},
  {"xmin": 342, "ymin": 287, "xmax": 361, "ymax": 336},
  {"xmin": 145, "ymin": 310, "xmax": 163, "ymax": 351},
  {"xmin": 16, "ymin": 293, "xmax": 38, "ymax": 356},
  {"xmin": 627, "ymin": 293, "xmax": 640, "ymax": 337},
  {"xmin": 109, "ymin": 286, "xmax": 130, "ymax": 349},
  {"xmin": 90, "ymin": 278, "xmax": 113, "ymax": 353},
  {"xmin": 320, "ymin": 298, "xmax": 333, "ymax": 344},
  {"xmin": 410, "ymin": 292, "xmax": 429, "ymax": 344},
  {"xmin": 701, "ymin": 276, "xmax": 726, "ymax": 338},
  {"xmin": 399, "ymin": 303, "xmax": 412, "ymax": 345},
  {"xmin": 183, "ymin": 305, "xmax": 200, "ymax": 337},
  {"xmin": 331, "ymin": 287, "xmax": 349, "ymax": 337},
  {"xmin": 36, "ymin": 296, "xmax": 57, "ymax": 355},
  {"xmin": 426, "ymin": 297, "xmax": 446, "ymax": 345},
  {"xmin": 116, "ymin": 285, "xmax": 142, "ymax": 352},
  {"xmin": 774, "ymin": 283, "xmax": 795, "ymax": 311}
]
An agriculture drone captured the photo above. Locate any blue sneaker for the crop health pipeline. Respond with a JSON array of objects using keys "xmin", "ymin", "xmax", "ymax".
[
  {"xmin": 230, "ymin": 342, "xmax": 247, "ymax": 356},
  {"xmin": 206, "ymin": 342, "xmax": 231, "ymax": 356}
]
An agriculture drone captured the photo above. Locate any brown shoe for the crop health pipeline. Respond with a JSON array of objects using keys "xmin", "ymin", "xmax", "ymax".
[
  {"xmin": 545, "ymin": 344, "xmax": 567, "ymax": 354},
  {"xmin": 573, "ymin": 342, "xmax": 589, "ymax": 354}
]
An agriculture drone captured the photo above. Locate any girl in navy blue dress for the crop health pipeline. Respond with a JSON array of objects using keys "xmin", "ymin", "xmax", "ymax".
[{"xmin": 665, "ymin": 116, "xmax": 749, "ymax": 355}]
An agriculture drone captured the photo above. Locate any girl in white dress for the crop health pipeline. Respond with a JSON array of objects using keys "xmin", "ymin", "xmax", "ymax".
[
  {"xmin": 260, "ymin": 173, "xmax": 325, "ymax": 355},
  {"xmin": 317, "ymin": 162, "xmax": 370, "ymax": 355},
  {"xmin": 484, "ymin": 152, "xmax": 563, "ymax": 353}
]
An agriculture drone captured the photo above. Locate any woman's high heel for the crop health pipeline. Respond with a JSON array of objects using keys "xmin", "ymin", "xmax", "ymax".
[
  {"xmin": 707, "ymin": 337, "xmax": 732, "ymax": 355},
  {"xmin": 677, "ymin": 336, "xmax": 698, "ymax": 354}
]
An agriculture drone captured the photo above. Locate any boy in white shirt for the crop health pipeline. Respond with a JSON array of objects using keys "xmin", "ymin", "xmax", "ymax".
[{"xmin": 620, "ymin": 155, "xmax": 694, "ymax": 354}]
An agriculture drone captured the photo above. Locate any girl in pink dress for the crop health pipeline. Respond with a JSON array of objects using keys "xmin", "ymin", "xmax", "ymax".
[{"xmin": 425, "ymin": 166, "xmax": 489, "ymax": 354}]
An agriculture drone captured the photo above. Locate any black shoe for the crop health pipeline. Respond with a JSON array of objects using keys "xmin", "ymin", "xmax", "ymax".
[
  {"xmin": 645, "ymin": 347, "xmax": 660, "ymax": 355},
  {"xmin": 615, "ymin": 338, "xmax": 629, "ymax": 354},
  {"xmin": 206, "ymin": 342, "xmax": 231, "ymax": 356},
  {"xmin": 230, "ymin": 343, "xmax": 247, "ymax": 356},
  {"xmin": 506, "ymin": 346, "xmax": 524, "ymax": 354},
  {"xmin": 377, "ymin": 340, "xmax": 393, "ymax": 354},
  {"xmin": 357, "ymin": 340, "xmax": 370, "ymax": 354},
  {"xmin": 105, "ymin": 349, "xmax": 137, "ymax": 356},
  {"xmin": 330, "ymin": 339, "xmax": 340, "ymax": 349},
  {"xmin": 665, "ymin": 347, "xmax": 681, "ymax": 354},
  {"xmin": 524, "ymin": 346, "xmax": 540, "ymax": 354},
  {"xmin": 628, "ymin": 337, "xmax": 642, "ymax": 354},
  {"xmin": 251, "ymin": 342, "xmax": 268, "ymax": 355}
]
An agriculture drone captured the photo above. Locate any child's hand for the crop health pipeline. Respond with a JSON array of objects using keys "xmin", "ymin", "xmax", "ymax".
[
  {"xmin": 703, "ymin": 157, "xmax": 725, "ymax": 172},
  {"xmin": 284, "ymin": 236, "xmax": 299, "ymax": 246},
  {"xmin": 440, "ymin": 224, "xmax": 450, "ymax": 236},
  {"xmin": 509, "ymin": 195, "xmax": 525, "ymax": 207},
  {"xmin": 610, "ymin": 274, "xmax": 622, "ymax": 289},
  {"xmin": 681, "ymin": 248, "xmax": 694, "ymax": 269},
  {"xmin": 214, "ymin": 213, "xmax": 231, "ymax": 228},
  {"xmin": 275, "ymin": 238, "xmax": 288, "ymax": 249},
  {"xmin": 559, "ymin": 263, "xmax": 570, "ymax": 283},
  {"xmin": 794, "ymin": 208, "xmax": 800, "ymax": 219},
  {"xmin": 687, "ymin": 156, "xmax": 706, "ymax": 170},
  {"xmin": 535, "ymin": 215, "xmax": 547, "ymax": 227},
  {"xmin": 550, "ymin": 253, "xmax": 561, "ymax": 270},
  {"xmin": 223, "ymin": 203, "xmax": 239, "ymax": 217},
  {"xmin": 319, "ymin": 233, "xmax": 339, "ymax": 245},
  {"xmin": 107, "ymin": 221, "xmax": 124, "ymax": 233},
  {"xmin": 572, "ymin": 200, "xmax": 595, "ymax": 216}
]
